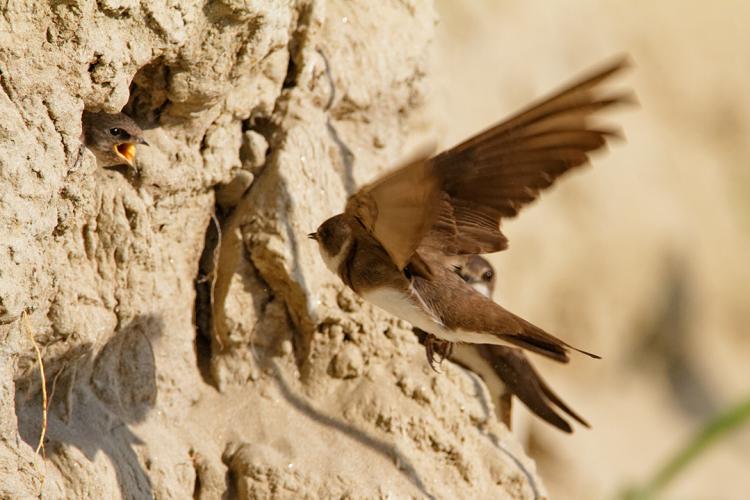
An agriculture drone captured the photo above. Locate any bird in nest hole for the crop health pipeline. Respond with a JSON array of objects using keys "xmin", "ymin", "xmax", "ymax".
[{"xmin": 81, "ymin": 111, "xmax": 149, "ymax": 168}]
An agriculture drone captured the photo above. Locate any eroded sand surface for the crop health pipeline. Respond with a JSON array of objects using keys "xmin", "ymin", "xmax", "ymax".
[{"xmin": 2, "ymin": 1, "xmax": 542, "ymax": 498}]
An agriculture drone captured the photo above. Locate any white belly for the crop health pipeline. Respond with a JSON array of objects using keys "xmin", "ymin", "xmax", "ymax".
[
  {"xmin": 361, "ymin": 286, "xmax": 447, "ymax": 335},
  {"xmin": 361, "ymin": 286, "xmax": 513, "ymax": 345}
]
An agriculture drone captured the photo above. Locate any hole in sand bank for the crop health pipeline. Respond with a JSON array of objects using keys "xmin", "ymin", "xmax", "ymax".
[
  {"xmin": 194, "ymin": 207, "xmax": 224, "ymax": 387},
  {"xmin": 124, "ymin": 58, "xmax": 173, "ymax": 126}
]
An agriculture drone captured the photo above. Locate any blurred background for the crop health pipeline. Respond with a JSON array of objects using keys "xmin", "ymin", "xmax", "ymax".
[{"xmin": 430, "ymin": 1, "xmax": 750, "ymax": 498}]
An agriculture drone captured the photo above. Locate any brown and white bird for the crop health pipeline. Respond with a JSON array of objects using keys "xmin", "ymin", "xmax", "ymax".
[
  {"xmin": 81, "ymin": 111, "xmax": 149, "ymax": 168},
  {"xmin": 309, "ymin": 58, "xmax": 631, "ymax": 366},
  {"xmin": 426, "ymin": 255, "xmax": 588, "ymax": 433}
]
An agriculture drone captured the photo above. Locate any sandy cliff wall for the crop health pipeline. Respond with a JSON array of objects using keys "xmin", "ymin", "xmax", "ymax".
[{"xmin": 0, "ymin": 1, "xmax": 541, "ymax": 498}]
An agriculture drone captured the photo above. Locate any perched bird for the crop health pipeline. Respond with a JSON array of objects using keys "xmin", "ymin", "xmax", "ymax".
[
  {"xmin": 309, "ymin": 58, "xmax": 631, "ymax": 365},
  {"xmin": 456, "ymin": 254, "xmax": 496, "ymax": 299},
  {"xmin": 81, "ymin": 111, "xmax": 149, "ymax": 168},
  {"xmin": 418, "ymin": 255, "xmax": 497, "ymax": 366},
  {"xmin": 418, "ymin": 255, "xmax": 588, "ymax": 433}
]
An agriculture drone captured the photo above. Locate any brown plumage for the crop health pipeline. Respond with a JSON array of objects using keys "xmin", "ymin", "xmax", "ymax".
[
  {"xmin": 419, "ymin": 255, "xmax": 588, "ymax": 433},
  {"xmin": 311, "ymin": 57, "xmax": 632, "ymax": 364},
  {"xmin": 81, "ymin": 111, "xmax": 149, "ymax": 168},
  {"xmin": 474, "ymin": 344, "xmax": 589, "ymax": 432},
  {"xmin": 347, "ymin": 57, "xmax": 633, "ymax": 274}
]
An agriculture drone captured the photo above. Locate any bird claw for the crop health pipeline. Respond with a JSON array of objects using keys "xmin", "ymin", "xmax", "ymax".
[{"xmin": 423, "ymin": 333, "xmax": 453, "ymax": 372}]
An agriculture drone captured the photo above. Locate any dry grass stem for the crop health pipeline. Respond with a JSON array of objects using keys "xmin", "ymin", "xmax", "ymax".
[
  {"xmin": 208, "ymin": 212, "xmax": 224, "ymax": 351},
  {"xmin": 21, "ymin": 312, "xmax": 47, "ymax": 458}
]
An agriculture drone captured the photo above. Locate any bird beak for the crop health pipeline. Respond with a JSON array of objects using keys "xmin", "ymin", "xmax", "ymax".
[
  {"xmin": 114, "ymin": 143, "xmax": 137, "ymax": 165},
  {"xmin": 308, "ymin": 233, "xmax": 318, "ymax": 241}
]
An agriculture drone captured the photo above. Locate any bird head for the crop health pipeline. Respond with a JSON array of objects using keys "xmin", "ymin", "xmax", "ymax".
[
  {"xmin": 457, "ymin": 255, "xmax": 496, "ymax": 298},
  {"xmin": 82, "ymin": 111, "xmax": 149, "ymax": 168},
  {"xmin": 309, "ymin": 214, "xmax": 353, "ymax": 274}
]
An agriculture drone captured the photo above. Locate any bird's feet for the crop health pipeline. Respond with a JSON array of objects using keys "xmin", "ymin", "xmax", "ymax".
[{"xmin": 422, "ymin": 332, "xmax": 454, "ymax": 372}]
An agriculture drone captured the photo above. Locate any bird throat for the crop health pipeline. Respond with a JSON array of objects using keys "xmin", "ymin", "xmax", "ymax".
[{"xmin": 320, "ymin": 235, "xmax": 352, "ymax": 277}]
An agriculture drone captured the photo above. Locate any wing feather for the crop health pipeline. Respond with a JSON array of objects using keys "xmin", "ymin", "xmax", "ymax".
[
  {"xmin": 346, "ymin": 57, "xmax": 632, "ymax": 267},
  {"xmin": 424, "ymin": 57, "xmax": 633, "ymax": 253},
  {"xmin": 481, "ymin": 346, "xmax": 590, "ymax": 432},
  {"xmin": 345, "ymin": 152, "xmax": 440, "ymax": 271}
]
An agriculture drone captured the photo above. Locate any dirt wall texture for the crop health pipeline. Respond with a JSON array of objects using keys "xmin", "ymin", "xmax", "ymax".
[{"xmin": 1, "ymin": 1, "xmax": 543, "ymax": 498}]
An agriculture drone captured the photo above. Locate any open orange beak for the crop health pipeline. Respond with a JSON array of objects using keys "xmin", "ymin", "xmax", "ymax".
[{"xmin": 114, "ymin": 143, "xmax": 137, "ymax": 165}]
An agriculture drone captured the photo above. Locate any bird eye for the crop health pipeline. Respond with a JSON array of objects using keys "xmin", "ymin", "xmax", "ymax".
[
  {"xmin": 110, "ymin": 128, "xmax": 122, "ymax": 136},
  {"xmin": 482, "ymin": 270, "xmax": 493, "ymax": 281}
]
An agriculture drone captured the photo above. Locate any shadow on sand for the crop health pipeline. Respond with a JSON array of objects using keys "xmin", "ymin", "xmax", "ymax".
[{"xmin": 16, "ymin": 315, "xmax": 163, "ymax": 499}]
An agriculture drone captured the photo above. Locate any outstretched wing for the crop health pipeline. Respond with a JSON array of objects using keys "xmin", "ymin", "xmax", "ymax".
[
  {"xmin": 420, "ymin": 57, "xmax": 633, "ymax": 255},
  {"xmin": 345, "ymin": 150, "xmax": 440, "ymax": 271},
  {"xmin": 347, "ymin": 57, "xmax": 633, "ymax": 271}
]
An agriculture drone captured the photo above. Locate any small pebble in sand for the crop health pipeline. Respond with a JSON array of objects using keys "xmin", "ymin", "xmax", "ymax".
[
  {"xmin": 328, "ymin": 323, "xmax": 344, "ymax": 341},
  {"xmin": 330, "ymin": 344, "xmax": 364, "ymax": 379},
  {"xmin": 280, "ymin": 339, "xmax": 293, "ymax": 356},
  {"xmin": 336, "ymin": 290, "xmax": 358, "ymax": 312}
]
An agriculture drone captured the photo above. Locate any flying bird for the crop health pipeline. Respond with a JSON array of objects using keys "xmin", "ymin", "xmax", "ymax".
[
  {"xmin": 309, "ymin": 58, "xmax": 631, "ymax": 365},
  {"xmin": 81, "ymin": 111, "xmax": 149, "ymax": 168},
  {"xmin": 417, "ymin": 255, "xmax": 588, "ymax": 433}
]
